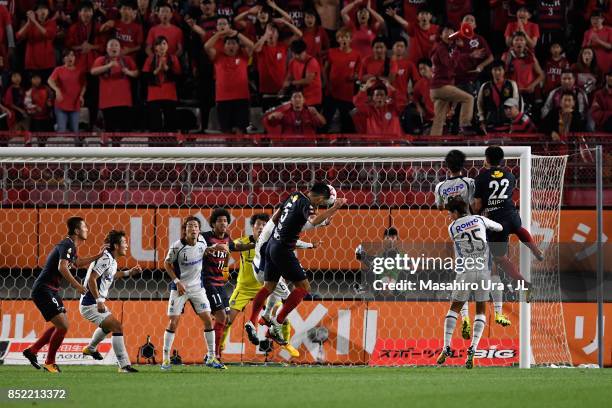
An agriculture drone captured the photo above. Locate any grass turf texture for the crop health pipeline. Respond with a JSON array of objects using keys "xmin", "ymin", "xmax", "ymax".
[{"xmin": 1, "ymin": 365, "xmax": 611, "ymax": 408}]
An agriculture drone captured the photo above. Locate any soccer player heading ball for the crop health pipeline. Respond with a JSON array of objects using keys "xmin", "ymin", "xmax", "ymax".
[{"xmin": 245, "ymin": 183, "xmax": 347, "ymax": 345}]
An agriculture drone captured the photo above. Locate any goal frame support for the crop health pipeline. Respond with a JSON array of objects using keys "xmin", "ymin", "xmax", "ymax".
[{"xmin": 0, "ymin": 146, "xmax": 533, "ymax": 368}]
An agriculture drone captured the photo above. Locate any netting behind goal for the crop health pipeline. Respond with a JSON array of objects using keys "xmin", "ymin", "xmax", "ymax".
[{"xmin": 0, "ymin": 147, "xmax": 571, "ymax": 367}]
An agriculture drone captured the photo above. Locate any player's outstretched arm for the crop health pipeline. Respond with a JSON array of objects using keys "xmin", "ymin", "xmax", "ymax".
[
  {"xmin": 73, "ymin": 245, "xmax": 108, "ymax": 268},
  {"xmin": 233, "ymin": 242, "xmax": 255, "ymax": 251},
  {"xmin": 114, "ymin": 265, "xmax": 143, "ymax": 281},
  {"xmin": 481, "ymin": 216, "xmax": 503, "ymax": 232},
  {"xmin": 296, "ymin": 240, "xmax": 321, "ymax": 249},
  {"xmin": 59, "ymin": 259, "xmax": 86, "ymax": 295},
  {"xmin": 310, "ymin": 198, "xmax": 348, "ymax": 226}
]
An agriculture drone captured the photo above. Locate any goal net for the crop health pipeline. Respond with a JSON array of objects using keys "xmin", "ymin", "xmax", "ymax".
[{"xmin": 0, "ymin": 147, "xmax": 570, "ymax": 367}]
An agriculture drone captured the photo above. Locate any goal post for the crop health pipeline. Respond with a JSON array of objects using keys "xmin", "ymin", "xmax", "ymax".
[{"xmin": 0, "ymin": 146, "xmax": 570, "ymax": 368}]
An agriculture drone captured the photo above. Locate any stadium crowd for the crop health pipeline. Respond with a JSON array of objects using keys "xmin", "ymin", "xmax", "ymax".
[{"xmin": 0, "ymin": 0, "xmax": 611, "ymax": 139}]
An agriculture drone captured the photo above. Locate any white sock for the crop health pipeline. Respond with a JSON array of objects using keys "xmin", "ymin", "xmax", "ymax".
[
  {"xmin": 491, "ymin": 274, "xmax": 503, "ymax": 314},
  {"xmin": 262, "ymin": 294, "xmax": 281, "ymax": 320},
  {"xmin": 444, "ymin": 310, "xmax": 459, "ymax": 348},
  {"xmin": 88, "ymin": 327, "xmax": 108, "ymax": 350},
  {"xmin": 204, "ymin": 329, "xmax": 215, "ymax": 358},
  {"xmin": 112, "ymin": 333, "xmax": 130, "ymax": 368},
  {"xmin": 471, "ymin": 314, "xmax": 486, "ymax": 350},
  {"xmin": 460, "ymin": 303, "xmax": 469, "ymax": 318},
  {"xmin": 163, "ymin": 330, "xmax": 175, "ymax": 362}
]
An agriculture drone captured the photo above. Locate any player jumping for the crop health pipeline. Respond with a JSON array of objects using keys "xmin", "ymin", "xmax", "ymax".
[
  {"xmin": 161, "ymin": 216, "xmax": 226, "ymax": 370},
  {"xmin": 437, "ymin": 198, "xmax": 503, "ymax": 369},
  {"xmin": 80, "ymin": 230, "xmax": 142, "ymax": 373},
  {"xmin": 23, "ymin": 217, "xmax": 106, "ymax": 373},
  {"xmin": 245, "ymin": 183, "xmax": 347, "ymax": 345}
]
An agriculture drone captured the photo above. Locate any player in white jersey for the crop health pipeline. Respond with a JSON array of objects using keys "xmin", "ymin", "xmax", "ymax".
[
  {"xmin": 80, "ymin": 230, "xmax": 142, "ymax": 373},
  {"xmin": 161, "ymin": 216, "xmax": 226, "ymax": 370},
  {"xmin": 436, "ymin": 198, "xmax": 503, "ymax": 369}
]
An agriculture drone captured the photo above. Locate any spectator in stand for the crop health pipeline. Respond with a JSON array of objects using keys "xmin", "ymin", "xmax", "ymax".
[
  {"xmin": 353, "ymin": 77, "xmax": 402, "ymax": 136},
  {"xmin": 142, "ymin": 35, "xmax": 181, "ymax": 131},
  {"xmin": 502, "ymin": 31, "xmax": 544, "ymax": 115},
  {"xmin": 477, "ymin": 60, "xmax": 522, "ymax": 133},
  {"xmin": 314, "ymin": 0, "xmax": 340, "ymax": 43},
  {"xmin": 341, "ymin": 0, "xmax": 385, "ymax": 58},
  {"xmin": 402, "ymin": 0, "xmax": 427, "ymax": 26},
  {"xmin": 99, "ymin": 0, "xmax": 144, "ymax": 58},
  {"xmin": 16, "ymin": 1, "xmax": 57, "ymax": 81},
  {"xmin": 135, "ymin": 0, "xmax": 154, "ymax": 35},
  {"xmin": 454, "ymin": 14, "xmax": 493, "ymax": 99},
  {"xmin": 253, "ymin": 21, "xmax": 302, "ymax": 111},
  {"xmin": 572, "ymin": 47, "xmax": 603, "ymax": 100},
  {"xmin": 359, "ymin": 36, "xmax": 395, "ymax": 82},
  {"xmin": 235, "ymin": 3, "xmax": 291, "ymax": 42},
  {"xmin": 302, "ymin": 7, "xmax": 329, "ymax": 64},
  {"xmin": 91, "ymin": 38, "xmax": 138, "ymax": 132},
  {"xmin": 66, "ymin": 1, "xmax": 103, "ymax": 73},
  {"xmin": 282, "ymin": 39, "xmax": 323, "ymax": 109},
  {"xmin": 583, "ymin": 10, "xmax": 612, "ymax": 74},
  {"xmin": 322, "ymin": 28, "xmax": 360, "ymax": 133},
  {"xmin": 263, "ymin": 90, "xmax": 326, "ymax": 134},
  {"xmin": 0, "ymin": 4, "xmax": 15, "ymax": 73},
  {"xmin": 502, "ymin": 97, "xmax": 536, "ymax": 133},
  {"xmin": 48, "ymin": 49, "xmax": 86, "ymax": 133},
  {"xmin": 145, "ymin": 1, "xmax": 183, "ymax": 56},
  {"xmin": 590, "ymin": 70, "xmax": 612, "ymax": 132},
  {"xmin": 445, "ymin": 0, "xmax": 472, "ymax": 29},
  {"xmin": 543, "ymin": 41, "xmax": 570, "ymax": 96},
  {"xmin": 536, "ymin": 0, "xmax": 566, "ymax": 59},
  {"xmin": 541, "ymin": 70, "xmax": 590, "ymax": 125},
  {"xmin": 429, "ymin": 24, "xmax": 476, "ymax": 136},
  {"xmin": 390, "ymin": 37, "xmax": 420, "ymax": 113},
  {"xmin": 3, "ymin": 71, "xmax": 27, "ymax": 130},
  {"xmin": 543, "ymin": 91, "xmax": 587, "ymax": 141},
  {"xmin": 205, "ymin": 29, "xmax": 254, "ymax": 134},
  {"xmin": 406, "ymin": 57, "xmax": 434, "ymax": 134},
  {"xmin": 504, "ymin": 6, "xmax": 539, "ymax": 49},
  {"xmin": 386, "ymin": 7, "xmax": 437, "ymax": 65},
  {"xmin": 24, "ymin": 72, "xmax": 53, "ymax": 138}
]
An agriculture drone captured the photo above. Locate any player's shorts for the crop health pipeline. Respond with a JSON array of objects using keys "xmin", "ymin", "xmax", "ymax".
[
  {"xmin": 167, "ymin": 288, "xmax": 211, "ymax": 316},
  {"xmin": 205, "ymin": 284, "xmax": 230, "ymax": 313},
  {"xmin": 451, "ymin": 270, "xmax": 491, "ymax": 303},
  {"xmin": 229, "ymin": 285, "xmax": 261, "ymax": 311},
  {"xmin": 264, "ymin": 238, "xmax": 307, "ymax": 283},
  {"xmin": 32, "ymin": 286, "xmax": 66, "ymax": 322},
  {"xmin": 79, "ymin": 303, "xmax": 111, "ymax": 326},
  {"xmin": 488, "ymin": 211, "xmax": 522, "ymax": 257}
]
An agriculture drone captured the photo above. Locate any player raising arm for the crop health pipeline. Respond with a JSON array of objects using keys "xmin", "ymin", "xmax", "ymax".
[
  {"xmin": 245, "ymin": 183, "xmax": 347, "ymax": 345},
  {"xmin": 161, "ymin": 216, "xmax": 227, "ymax": 370},
  {"xmin": 23, "ymin": 217, "xmax": 106, "ymax": 373},
  {"xmin": 80, "ymin": 230, "xmax": 142, "ymax": 373},
  {"xmin": 437, "ymin": 198, "xmax": 503, "ymax": 369}
]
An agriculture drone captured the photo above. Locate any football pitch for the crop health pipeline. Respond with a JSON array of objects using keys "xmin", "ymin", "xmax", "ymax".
[{"xmin": 1, "ymin": 365, "xmax": 611, "ymax": 408}]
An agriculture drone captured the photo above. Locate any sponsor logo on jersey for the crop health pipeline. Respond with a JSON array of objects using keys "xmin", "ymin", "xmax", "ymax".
[
  {"xmin": 441, "ymin": 184, "xmax": 465, "ymax": 196},
  {"xmin": 455, "ymin": 218, "xmax": 479, "ymax": 233},
  {"xmin": 492, "ymin": 170, "xmax": 504, "ymax": 178}
]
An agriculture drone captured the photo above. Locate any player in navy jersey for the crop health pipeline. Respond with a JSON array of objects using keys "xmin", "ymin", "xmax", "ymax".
[
  {"xmin": 473, "ymin": 146, "xmax": 544, "ymax": 299},
  {"xmin": 23, "ymin": 217, "xmax": 107, "ymax": 373},
  {"xmin": 245, "ymin": 183, "xmax": 347, "ymax": 345},
  {"xmin": 201, "ymin": 208, "xmax": 255, "ymax": 359}
]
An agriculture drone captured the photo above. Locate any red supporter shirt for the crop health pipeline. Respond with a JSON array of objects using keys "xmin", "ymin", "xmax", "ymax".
[
  {"xmin": 213, "ymin": 50, "xmax": 250, "ymax": 102},
  {"xmin": 288, "ymin": 56, "xmax": 322, "ymax": 106},
  {"xmin": 17, "ymin": 19, "xmax": 57, "ymax": 70},
  {"xmin": 92, "ymin": 55, "xmax": 136, "ymax": 109},
  {"xmin": 349, "ymin": 21, "xmax": 380, "ymax": 58},
  {"xmin": 403, "ymin": 0, "xmax": 427, "ymax": 25},
  {"xmin": 503, "ymin": 50, "xmax": 537, "ymax": 91},
  {"xmin": 504, "ymin": 20, "xmax": 540, "ymax": 45},
  {"xmin": 430, "ymin": 42, "xmax": 465, "ymax": 89},
  {"xmin": 49, "ymin": 66, "xmax": 84, "ymax": 112},
  {"xmin": 455, "ymin": 34, "xmax": 492, "ymax": 84},
  {"xmin": 446, "ymin": 0, "xmax": 472, "ymax": 28},
  {"xmin": 327, "ymin": 47, "xmax": 361, "ymax": 102},
  {"xmin": 303, "ymin": 26, "xmax": 329, "ymax": 63},
  {"xmin": 264, "ymin": 103, "xmax": 324, "ymax": 134},
  {"xmin": 257, "ymin": 44, "xmax": 288, "ymax": 94},
  {"xmin": 142, "ymin": 54, "xmax": 181, "ymax": 102},
  {"xmin": 146, "ymin": 24, "xmax": 183, "ymax": 55},
  {"xmin": 544, "ymin": 57, "xmax": 570, "ymax": 94},
  {"xmin": 359, "ymin": 56, "xmax": 397, "ymax": 80},
  {"xmin": 391, "ymin": 57, "xmax": 420, "ymax": 109},
  {"xmin": 113, "ymin": 20, "xmax": 144, "ymax": 56},
  {"xmin": 412, "ymin": 76, "xmax": 434, "ymax": 121},
  {"xmin": 353, "ymin": 90, "xmax": 403, "ymax": 136},
  {"xmin": 25, "ymin": 86, "xmax": 51, "ymax": 120},
  {"xmin": 583, "ymin": 26, "xmax": 612, "ymax": 74},
  {"xmin": 202, "ymin": 231, "xmax": 234, "ymax": 286},
  {"xmin": 0, "ymin": 5, "xmax": 11, "ymax": 59},
  {"xmin": 406, "ymin": 22, "xmax": 438, "ymax": 63},
  {"xmin": 66, "ymin": 21, "xmax": 104, "ymax": 72}
]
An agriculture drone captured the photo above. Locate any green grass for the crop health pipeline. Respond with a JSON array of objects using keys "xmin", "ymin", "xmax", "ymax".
[{"xmin": 1, "ymin": 365, "xmax": 611, "ymax": 408}]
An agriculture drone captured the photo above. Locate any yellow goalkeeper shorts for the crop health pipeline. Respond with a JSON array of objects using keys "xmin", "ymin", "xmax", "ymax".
[{"xmin": 228, "ymin": 285, "xmax": 261, "ymax": 311}]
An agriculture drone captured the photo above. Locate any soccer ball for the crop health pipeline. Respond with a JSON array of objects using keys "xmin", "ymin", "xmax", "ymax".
[{"xmin": 325, "ymin": 185, "xmax": 337, "ymax": 206}]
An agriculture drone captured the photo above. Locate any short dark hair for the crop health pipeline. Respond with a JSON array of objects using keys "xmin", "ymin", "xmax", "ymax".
[
  {"xmin": 153, "ymin": 35, "xmax": 168, "ymax": 46},
  {"xmin": 561, "ymin": 69, "xmax": 575, "ymax": 77},
  {"xmin": 182, "ymin": 216, "xmax": 201, "ymax": 233},
  {"xmin": 105, "ymin": 230, "xmax": 126, "ymax": 252},
  {"xmin": 445, "ymin": 149, "xmax": 466, "ymax": 173},
  {"xmin": 371, "ymin": 84, "xmax": 388, "ymax": 95},
  {"xmin": 490, "ymin": 59, "xmax": 505, "ymax": 70},
  {"xmin": 119, "ymin": 0, "xmax": 137, "ymax": 10},
  {"xmin": 62, "ymin": 48, "xmax": 75, "ymax": 58},
  {"xmin": 485, "ymin": 146, "xmax": 504, "ymax": 166},
  {"xmin": 371, "ymin": 36, "xmax": 386, "ymax": 48},
  {"xmin": 417, "ymin": 58, "xmax": 432, "ymax": 68},
  {"xmin": 224, "ymin": 35, "xmax": 239, "ymax": 44},
  {"xmin": 512, "ymin": 31, "xmax": 527, "ymax": 40},
  {"xmin": 35, "ymin": 1, "xmax": 49, "ymax": 10},
  {"xmin": 156, "ymin": 1, "xmax": 173, "ymax": 11},
  {"xmin": 446, "ymin": 197, "xmax": 468, "ymax": 215},
  {"xmin": 250, "ymin": 213, "xmax": 270, "ymax": 226},
  {"xmin": 560, "ymin": 90, "xmax": 577, "ymax": 101},
  {"xmin": 78, "ymin": 1, "xmax": 94, "ymax": 11},
  {"xmin": 290, "ymin": 39, "xmax": 307, "ymax": 54},
  {"xmin": 67, "ymin": 217, "xmax": 85, "ymax": 235},
  {"xmin": 383, "ymin": 227, "xmax": 398, "ymax": 237},
  {"xmin": 310, "ymin": 182, "xmax": 331, "ymax": 199},
  {"xmin": 393, "ymin": 37, "xmax": 407, "ymax": 46},
  {"xmin": 210, "ymin": 208, "xmax": 231, "ymax": 225}
]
